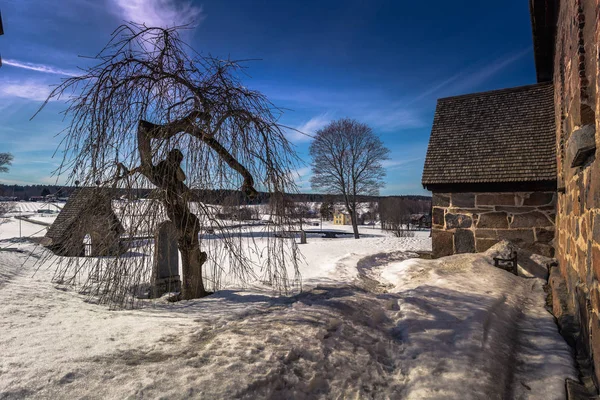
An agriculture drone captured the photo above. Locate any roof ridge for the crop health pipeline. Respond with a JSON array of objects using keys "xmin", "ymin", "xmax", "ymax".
[{"xmin": 436, "ymin": 82, "xmax": 553, "ymax": 102}]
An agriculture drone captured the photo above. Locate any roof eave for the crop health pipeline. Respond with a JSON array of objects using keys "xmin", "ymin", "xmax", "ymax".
[{"xmin": 529, "ymin": 0, "xmax": 558, "ymax": 83}]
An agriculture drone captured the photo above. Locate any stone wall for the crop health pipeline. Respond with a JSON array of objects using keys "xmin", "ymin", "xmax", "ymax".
[
  {"xmin": 431, "ymin": 191, "xmax": 556, "ymax": 258},
  {"xmin": 551, "ymin": 0, "xmax": 600, "ymax": 387}
]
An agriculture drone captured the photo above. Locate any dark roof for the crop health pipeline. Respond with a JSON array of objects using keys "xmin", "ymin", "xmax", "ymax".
[
  {"xmin": 422, "ymin": 83, "xmax": 556, "ymax": 187},
  {"xmin": 46, "ymin": 187, "xmax": 122, "ymax": 240},
  {"xmin": 529, "ymin": 0, "xmax": 558, "ymax": 83}
]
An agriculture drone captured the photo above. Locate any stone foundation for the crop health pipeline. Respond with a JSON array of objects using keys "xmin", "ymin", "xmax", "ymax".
[{"xmin": 431, "ymin": 191, "xmax": 556, "ymax": 258}]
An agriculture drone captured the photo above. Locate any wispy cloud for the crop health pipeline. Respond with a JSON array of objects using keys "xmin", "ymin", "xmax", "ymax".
[
  {"xmin": 361, "ymin": 106, "xmax": 424, "ymax": 132},
  {"xmin": 410, "ymin": 72, "xmax": 463, "ymax": 104},
  {"xmin": 3, "ymin": 59, "xmax": 79, "ymax": 77},
  {"xmin": 288, "ymin": 113, "xmax": 332, "ymax": 143},
  {"xmin": 448, "ymin": 48, "xmax": 532, "ymax": 93},
  {"xmin": 263, "ymin": 83, "xmax": 424, "ymax": 133},
  {"xmin": 411, "ymin": 48, "xmax": 532, "ymax": 102},
  {"xmin": 109, "ymin": 0, "xmax": 204, "ymax": 28},
  {"xmin": 289, "ymin": 166, "xmax": 312, "ymax": 192},
  {"xmin": 381, "ymin": 157, "xmax": 424, "ymax": 170},
  {"xmin": 0, "ymin": 80, "xmax": 55, "ymax": 102}
]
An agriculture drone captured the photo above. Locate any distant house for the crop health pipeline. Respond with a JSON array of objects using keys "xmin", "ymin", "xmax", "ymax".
[
  {"xmin": 333, "ymin": 211, "xmax": 351, "ymax": 225},
  {"xmin": 410, "ymin": 213, "xmax": 431, "ymax": 229},
  {"xmin": 29, "ymin": 196, "xmax": 45, "ymax": 202},
  {"xmin": 422, "ymin": 83, "xmax": 556, "ymax": 258},
  {"xmin": 43, "ymin": 187, "xmax": 125, "ymax": 257}
]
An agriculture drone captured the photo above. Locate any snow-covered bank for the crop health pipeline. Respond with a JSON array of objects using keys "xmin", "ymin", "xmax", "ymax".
[{"xmin": 0, "ymin": 236, "xmax": 575, "ymax": 399}]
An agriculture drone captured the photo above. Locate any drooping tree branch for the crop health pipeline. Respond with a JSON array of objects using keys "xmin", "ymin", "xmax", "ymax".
[{"xmin": 33, "ymin": 23, "xmax": 301, "ymax": 307}]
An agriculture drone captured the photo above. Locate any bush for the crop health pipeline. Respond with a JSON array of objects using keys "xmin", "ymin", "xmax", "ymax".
[{"xmin": 393, "ymin": 228, "xmax": 415, "ymax": 238}]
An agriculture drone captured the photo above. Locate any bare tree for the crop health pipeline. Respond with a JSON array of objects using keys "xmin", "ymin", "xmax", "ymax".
[
  {"xmin": 309, "ymin": 119, "xmax": 389, "ymax": 239},
  {"xmin": 0, "ymin": 153, "xmax": 14, "ymax": 219},
  {"xmin": 36, "ymin": 23, "xmax": 300, "ymax": 305},
  {"xmin": 319, "ymin": 199, "xmax": 334, "ymax": 221},
  {"xmin": 0, "ymin": 153, "xmax": 13, "ymax": 173},
  {"xmin": 379, "ymin": 196, "xmax": 431, "ymax": 235}
]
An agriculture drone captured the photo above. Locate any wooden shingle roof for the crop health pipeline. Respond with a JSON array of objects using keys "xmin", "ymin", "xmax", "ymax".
[
  {"xmin": 45, "ymin": 187, "xmax": 122, "ymax": 240},
  {"xmin": 422, "ymin": 83, "xmax": 556, "ymax": 187}
]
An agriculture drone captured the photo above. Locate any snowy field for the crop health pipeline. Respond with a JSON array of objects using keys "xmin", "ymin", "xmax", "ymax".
[
  {"xmin": 0, "ymin": 202, "xmax": 62, "ymax": 240},
  {"xmin": 0, "ymin": 203, "xmax": 576, "ymax": 399}
]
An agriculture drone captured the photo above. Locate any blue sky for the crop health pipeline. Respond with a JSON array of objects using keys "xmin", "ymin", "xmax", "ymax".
[{"xmin": 0, "ymin": 0, "xmax": 537, "ymax": 195}]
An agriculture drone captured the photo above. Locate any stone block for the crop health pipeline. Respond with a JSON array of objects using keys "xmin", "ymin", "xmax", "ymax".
[
  {"xmin": 523, "ymin": 192, "xmax": 555, "ymax": 206},
  {"xmin": 454, "ymin": 229, "xmax": 475, "ymax": 254},
  {"xmin": 475, "ymin": 229, "xmax": 496, "ymax": 239},
  {"xmin": 432, "ymin": 229, "xmax": 453, "ymax": 258},
  {"xmin": 593, "ymin": 213, "xmax": 600, "ymax": 244},
  {"xmin": 494, "ymin": 206, "xmax": 538, "ymax": 214},
  {"xmin": 535, "ymin": 228, "xmax": 555, "ymax": 243},
  {"xmin": 567, "ymin": 124, "xmax": 596, "ymax": 167},
  {"xmin": 510, "ymin": 211, "xmax": 553, "ymax": 228},
  {"xmin": 593, "ymin": 245, "xmax": 600, "ymax": 282},
  {"xmin": 548, "ymin": 266, "xmax": 579, "ymax": 345},
  {"xmin": 591, "ymin": 287, "xmax": 600, "ymax": 317},
  {"xmin": 445, "ymin": 213, "xmax": 472, "ymax": 229},
  {"xmin": 452, "ymin": 208, "xmax": 489, "ymax": 213},
  {"xmin": 477, "ymin": 212, "xmax": 509, "ymax": 229},
  {"xmin": 451, "ymin": 193, "xmax": 475, "ymax": 208},
  {"xmin": 432, "ymin": 207, "xmax": 445, "ymax": 227},
  {"xmin": 566, "ymin": 378, "xmax": 598, "ymax": 399},
  {"xmin": 524, "ymin": 243, "xmax": 556, "ymax": 258},
  {"xmin": 432, "ymin": 193, "xmax": 450, "ymax": 207},
  {"xmin": 496, "ymin": 229, "xmax": 535, "ymax": 244},
  {"xmin": 476, "ymin": 193, "xmax": 516, "ymax": 206},
  {"xmin": 591, "ymin": 313, "xmax": 600, "ymax": 389},
  {"xmin": 576, "ymin": 286, "xmax": 592, "ymax": 359},
  {"xmin": 476, "ymin": 238, "xmax": 498, "ymax": 252},
  {"xmin": 577, "ymin": 246, "xmax": 588, "ymax": 279},
  {"xmin": 586, "ymin": 163, "xmax": 600, "ymax": 208}
]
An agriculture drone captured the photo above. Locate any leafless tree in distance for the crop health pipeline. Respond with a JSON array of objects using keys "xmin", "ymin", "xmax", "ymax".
[
  {"xmin": 0, "ymin": 153, "xmax": 14, "ymax": 220},
  {"xmin": 35, "ymin": 23, "xmax": 301, "ymax": 306},
  {"xmin": 309, "ymin": 119, "xmax": 390, "ymax": 239},
  {"xmin": 319, "ymin": 196, "xmax": 334, "ymax": 221},
  {"xmin": 0, "ymin": 153, "xmax": 13, "ymax": 173}
]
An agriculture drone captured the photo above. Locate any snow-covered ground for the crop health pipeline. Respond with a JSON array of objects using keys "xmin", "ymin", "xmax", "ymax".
[
  {"xmin": 0, "ymin": 202, "xmax": 63, "ymax": 240},
  {"xmin": 0, "ymin": 206, "xmax": 576, "ymax": 399}
]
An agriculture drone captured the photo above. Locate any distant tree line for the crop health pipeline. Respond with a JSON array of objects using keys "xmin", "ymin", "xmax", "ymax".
[
  {"xmin": 0, "ymin": 183, "xmax": 431, "ymax": 206},
  {"xmin": 379, "ymin": 196, "xmax": 432, "ymax": 232}
]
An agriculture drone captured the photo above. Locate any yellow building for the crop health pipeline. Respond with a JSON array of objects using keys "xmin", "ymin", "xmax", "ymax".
[{"xmin": 333, "ymin": 212, "xmax": 351, "ymax": 225}]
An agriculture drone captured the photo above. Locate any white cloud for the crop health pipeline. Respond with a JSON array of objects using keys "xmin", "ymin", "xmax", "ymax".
[
  {"xmin": 362, "ymin": 106, "xmax": 424, "ymax": 132},
  {"xmin": 289, "ymin": 113, "xmax": 332, "ymax": 143},
  {"xmin": 289, "ymin": 167, "xmax": 312, "ymax": 192},
  {"xmin": 381, "ymin": 157, "xmax": 423, "ymax": 170},
  {"xmin": 411, "ymin": 48, "xmax": 532, "ymax": 103},
  {"xmin": 0, "ymin": 80, "xmax": 55, "ymax": 102},
  {"xmin": 3, "ymin": 59, "xmax": 79, "ymax": 77},
  {"xmin": 109, "ymin": 0, "xmax": 204, "ymax": 28}
]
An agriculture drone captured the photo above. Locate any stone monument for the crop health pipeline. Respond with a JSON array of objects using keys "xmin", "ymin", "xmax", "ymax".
[{"xmin": 151, "ymin": 221, "xmax": 181, "ymax": 298}]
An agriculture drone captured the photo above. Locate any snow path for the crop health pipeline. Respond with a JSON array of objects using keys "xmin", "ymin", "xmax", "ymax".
[{"xmin": 0, "ymin": 237, "xmax": 576, "ymax": 399}]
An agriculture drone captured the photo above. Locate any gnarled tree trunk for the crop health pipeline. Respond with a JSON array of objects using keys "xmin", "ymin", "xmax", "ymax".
[
  {"xmin": 162, "ymin": 181, "xmax": 208, "ymax": 299},
  {"xmin": 350, "ymin": 209, "xmax": 360, "ymax": 239},
  {"xmin": 178, "ymin": 238, "xmax": 207, "ymax": 299}
]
